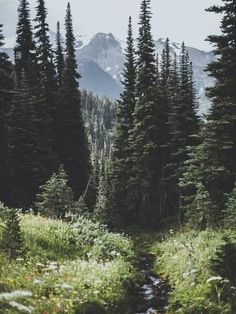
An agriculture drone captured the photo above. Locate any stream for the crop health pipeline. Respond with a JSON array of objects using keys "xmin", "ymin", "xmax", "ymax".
[{"xmin": 133, "ymin": 254, "xmax": 171, "ymax": 314}]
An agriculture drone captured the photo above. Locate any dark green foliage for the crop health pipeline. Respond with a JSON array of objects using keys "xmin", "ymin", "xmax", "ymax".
[
  {"xmin": 224, "ymin": 184, "xmax": 236, "ymax": 229},
  {"xmin": 203, "ymin": 0, "xmax": 236, "ymax": 210},
  {"xmin": 9, "ymin": 0, "xmax": 56, "ymax": 208},
  {"xmin": 55, "ymin": 21, "xmax": 65, "ymax": 87},
  {"xmin": 81, "ymin": 90, "xmax": 115, "ymax": 158},
  {"xmin": 211, "ymin": 236, "xmax": 236, "ymax": 312},
  {"xmin": 128, "ymin": 0, "xmax": 162, "ymax": 227},
  {"xmin": 55, "ymin": 3, "xmax": 90, "ymax": 198},
  {"xmin": 95, "ymin": 158, "xmax": 111, "ymax": 224},
  {"xmin": 110, "ymin": 17, "xmax": 136, "ymax": 226},
  {"xmin": 34, "ymin": 0, "xmax": 55, "ymax": 84},
  {"xmin": 181, "ymin": 0, "xmax": 236, "ymax": 227},
  {"xmin": 34, "ymin": 0, "xmax": 57, "ymax": 176},
  {"xmin": 35, "ymin": 165, "xmax": 75, "ymax": 218},
  {"xmin": 14, "ymin": 0, "xmax": 37, "ymax": 85},
  {"xmin": 8, "ymin": 79, "xmax": 44, "ymax": 208},
  {"xmin": 211, "ymin": 237, "xmax": 236, "ymax": 285},
  {"xmin": 165, "ymin": 44, "xmax": 199, "ymax": 220},
  {"xmin": 0, "ymin": 25, "xmax": 13, "ymax": 202},
  {"xmin": 0, "ymin": 208, "xmax": 23, "ymax": 260}
]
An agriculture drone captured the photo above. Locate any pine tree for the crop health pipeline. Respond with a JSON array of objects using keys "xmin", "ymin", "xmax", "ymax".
[
  {"xmin": 0, "ymin": 25, "xmax": 13, "ymax": 202},
  {"xmin": 128, "ymin": 0, "xmax": 162, "ymax": 226},
  {"xmin": 158, "ymin": 40, "xmax": 175, "ymax": 219},
  {"xmin": 110, "ymin": 16, "xmax": 136, "ymax": 226},
  {"xmin": 14, "ymin": 0, "xmax": 36, "ymax": 85},
  {"xmin": 35, "ymin": 165, "xmax": 75, "ymax": 218},
  {"xmin": 0, "ymin": 208, "xmax": 23, "ymax": 260},
  {"xmin": 34, "ymin": 0, "xmax": 57, "ymax": 181},
  {"xmin": 8, "ymin": 78, "xmax": 43, "ymax": 208},
  {"xmin": 34, "ymin": 0, "xmax": 55, "ymax": 81},
  {"xmin": 95, "ymin": 158, "xmax": 111, "ymax": 225},
  {"xmin": 185, "ymin": 0, "xmax": 236, "ymax": 224},
  {"xmin": 55, "ymin": 3, "xmax": 90, "ymax": 198},
  {"xmin": 55, "ymin": 21, "xmax": 65, "ymax": 87},
  {"xmin": 166, "ymin": 44, "xmax": 199, "ymax": 219}
]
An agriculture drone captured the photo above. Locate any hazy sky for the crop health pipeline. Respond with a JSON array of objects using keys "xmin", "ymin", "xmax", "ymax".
[{"xmin": 0, "ymin": 0, "xmax": 222, "ymax": 50}]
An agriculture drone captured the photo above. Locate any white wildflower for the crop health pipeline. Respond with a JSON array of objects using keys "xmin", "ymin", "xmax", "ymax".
[
  {"xmin": 183, "ymin": 272, "xmax": 189, "ymax": 279},
  {"xmin": 0, "ymin": 291, "xmax": 32, "ymax": 301},
  {"xmin": 60, "ymin": 283, "xmax": 72, "ymax": 289},
  {"xmin": 36, "ymin": 263, "xmax": 44, "ymax": 267},
  {"xmin": 47, "ymin": 264, "xmax": 58, "ymax": 271},
  {"xmin": 9, "ymin": 301, "xmax": 34, "ymax": 314},
  {"xmin": 207, "ymin": 276, "xmax": 222, "ymax": 283}
]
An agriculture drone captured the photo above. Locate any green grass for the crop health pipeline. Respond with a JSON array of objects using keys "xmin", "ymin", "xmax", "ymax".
[
  {"xmin": 150, "ymin": 228, "xmax": 236, "ymax": 314},
  {"xmin": 0, "ymin": 214, "xmax": 137, "ymax": 313}
]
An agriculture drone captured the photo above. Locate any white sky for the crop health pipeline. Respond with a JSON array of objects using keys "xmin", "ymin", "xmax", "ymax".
[{"xmin": 0, "ymin": 0, "xmax": 223, "ymax": 51}]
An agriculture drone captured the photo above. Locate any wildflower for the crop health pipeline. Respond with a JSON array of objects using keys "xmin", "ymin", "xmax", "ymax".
[
  {"xmin": 207, "ymin": 276, "xmax": 222, "ymax": 283},
  {"xmin": 9, "ymin": 301, "xmax": 33, "ymax": 313},
  {"xmin": 0, "ymin": 291, "xmax": 32, "ymax": 301},
  {"xmin": 60, "ymin": 283, "xmax": 72, "ymax": 289},
  {"xmin": 33, "ymin": 279, "xmax": 42, "ymax": 285}
]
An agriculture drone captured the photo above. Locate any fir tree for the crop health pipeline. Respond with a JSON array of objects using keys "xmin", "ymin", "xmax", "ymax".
[
  {"xmin": 34, "ymin": 0, "xmax": 55, "ymax": 81},
  {"xmin": 55, "ymin": 3, "xmax": 90, "ymax": 198},
  {"xmin": 0, "ymin": 25, "xmax": 13, "ymax": 202},
  {"xmin": 95, "ymin": 158, "xmax": 111, "ymax": 225},
  {"xmin": 166, "ymin": 44, "xmax": 199, "ymax": 219},
  {"xmin": 34, "ymin": 0, "xmax": 58, "ymax": 180},
  {"xmin": 183, "ymin": 0, "xmax": 236, "ymax": 225},
  {"xmin": 55, "ymin": 21, "xmax": 65, "ymax": 87},
  {"xmin": 129, "ymin": 0, "xmax": 162, "ymax": 226},
  {"xmin": 8, "ymin": 78, "xmax": 43, "ymax": 208},
  {"xmin": 0, "ymin": 209, "xmax": 23, "ymax": 260},
  {"xmin": 14, "ymin": 0, "xmax": 36, "ymax": 85},
  {"xmin": 35, "ymin": 165, "xmax": 75, "ymax": 218},
  {"xmin": 199, "ymin": 0, "xmax": 236, "ymax": 213},
  {"xmin": 110, "ymin": 16, "xmax": 136, "ymax": 226}
]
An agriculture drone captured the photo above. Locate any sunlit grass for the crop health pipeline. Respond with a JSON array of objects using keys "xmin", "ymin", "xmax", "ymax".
[
  {"xmin": 151, "ymin": 229, "xmax": 236, "ymax": 314},
  {"xmin": 0, "ymin": 214, "xmax": 137, "ymax": 313}
]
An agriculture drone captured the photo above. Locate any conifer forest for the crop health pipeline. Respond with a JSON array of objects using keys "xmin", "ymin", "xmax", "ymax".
[{"xmin": 0, "ymin": 0, "xmax": 235, "ymax": 313}]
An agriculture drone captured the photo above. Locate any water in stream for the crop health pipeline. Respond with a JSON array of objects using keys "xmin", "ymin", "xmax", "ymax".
[{"xmin": 133, "ymin": 254, "xmax": 170, "ymax": 314}]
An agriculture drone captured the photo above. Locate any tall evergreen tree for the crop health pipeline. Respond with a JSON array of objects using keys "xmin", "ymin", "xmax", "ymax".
[
  {"xmin": 8, "ymin": 78, "xmax": 44, "ymax": 208},
  {"xmin": 166, "ymin": 44, "xmax": 199, "ymax": 219},
  {"xmin": 200, "ymin": 0, "xmax": 236, "ymax": 212},
  {"xmin": 182, "ymin": 0, "xmax": 236, "ymax": 226},
  {"xmin": 128, "ymin": 0, "xmax": 162, "ymax": 226},
  {"xmin": 55, "ymin": 3, "xmax": 90, "ymax": 198},
  {"xmin": 95, "ymin": 158, "xmax": 110, "ymax": 223},
  {"xmin": 110, "ymin": 16, "xmax": 136, "ymax": 226},
  {"xmin": 0, "ymin": 25, "xmax": 13, "ymax": 202},
  {"xmin": 34, "ymin": 0, "xmax": 57, "ymax": 179},
  {"xmin": 55, "ymin": 21, "xmax": 65, "ymax": 87},
  {"xmin": 14, "ymin": 0, "xmax": 36, "ymax": 85},
  {"xmin": 159, "ymin": 52, "xmax": 180, "ymax": 219}
]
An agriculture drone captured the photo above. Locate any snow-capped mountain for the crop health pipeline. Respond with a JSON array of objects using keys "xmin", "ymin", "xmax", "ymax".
[
  {"xmin": 77, "ymin": 33, "xmax": 215, "ymax": 113},
  {"xmin": 1, "ymin": 32, "xmax": 215, "ymax": 113}
]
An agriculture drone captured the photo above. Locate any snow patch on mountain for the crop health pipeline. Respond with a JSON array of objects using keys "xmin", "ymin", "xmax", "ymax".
[{"xmin": 1, "ymin": 32, "xmax": 215, "ymax": 110}]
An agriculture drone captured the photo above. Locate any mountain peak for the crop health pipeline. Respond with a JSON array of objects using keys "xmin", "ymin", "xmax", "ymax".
[{"xmin": 88, "ymin": 32, "xmax": 121, "ymax": 49}]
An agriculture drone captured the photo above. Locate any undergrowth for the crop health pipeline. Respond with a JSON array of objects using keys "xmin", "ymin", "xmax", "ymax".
[
  {"xmin": 151, "ymin": 229, "xmax": 236, "ymax": 314},
  {"xmin": 0, "ymin": 214, "xmax": 137, "ymax": 313}
]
